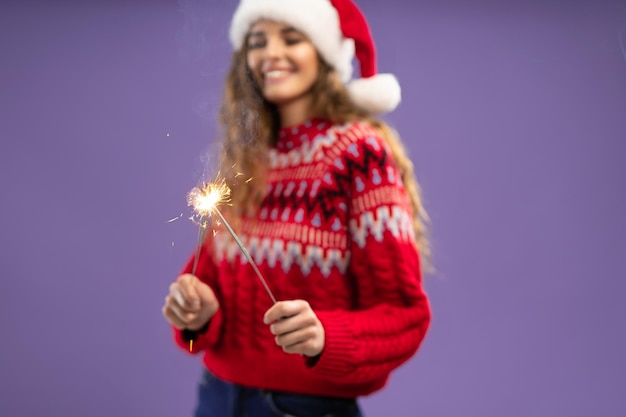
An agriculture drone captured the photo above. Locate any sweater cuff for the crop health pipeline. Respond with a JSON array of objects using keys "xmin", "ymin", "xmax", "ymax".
[
  {"xmin": 181, "ymin": 321, "xmax": 210, "ymax": 341},
  {"xmin": 310, "ymin": 311, "xmax": 358, "ymax": 378},
  {"xmin": 173, "ymin": 308, "xmax": 224, "ymax": 353}
]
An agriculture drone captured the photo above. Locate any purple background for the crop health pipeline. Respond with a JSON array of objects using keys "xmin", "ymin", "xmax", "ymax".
[{"xmin": 1, "ymin": 0, "xmax": 625, "ymax": 416}]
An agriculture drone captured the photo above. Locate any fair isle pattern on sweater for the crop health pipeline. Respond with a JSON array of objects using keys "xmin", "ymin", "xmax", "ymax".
[
  {"xmin": 175, "ymin": 118, "xmax": 431, "ymax": 399},
  {"xmin": 213, "ymin": 120, "xmax": 416, "ymax": 278}
]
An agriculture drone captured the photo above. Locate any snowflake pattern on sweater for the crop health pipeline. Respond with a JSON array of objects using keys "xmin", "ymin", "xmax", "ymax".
[{"xmin": 175, "ymin": 119, "xmax": 430, "ymax": 398}]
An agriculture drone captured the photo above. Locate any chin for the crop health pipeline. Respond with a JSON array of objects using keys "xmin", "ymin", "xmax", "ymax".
[
  {"xmin": 260, "ymin": 79, "xmax": 315, "ymax": 109},
  {"xmin": 262, "ymin": 90, "xmax": 301, "ymax": 105}
]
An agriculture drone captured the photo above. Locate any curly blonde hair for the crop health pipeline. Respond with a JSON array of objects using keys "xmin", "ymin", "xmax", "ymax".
[{"xmin": 215, "ymin": 48, "xmax": 431, "ymax": 268}]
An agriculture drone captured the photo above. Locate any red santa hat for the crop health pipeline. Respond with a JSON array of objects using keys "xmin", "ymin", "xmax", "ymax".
[{"xmin": 229, "ymin": 0, "xmax": 401, "ymax": 114}]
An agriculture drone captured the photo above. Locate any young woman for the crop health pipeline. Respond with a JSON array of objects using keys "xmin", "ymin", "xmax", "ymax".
[{"xmin": 162, "ymin": 1, "xmax": 431, "ymax": 416}]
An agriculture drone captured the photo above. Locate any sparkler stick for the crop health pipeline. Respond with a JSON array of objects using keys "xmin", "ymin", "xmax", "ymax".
[
  {"xmin": 188, "ymin": 212, "xmax": 208, "ymax": 353},
  {"xmin": 191, "ymin": 215, "xmax": 208, "ymax": 276},
  {"xmin": 187, "ymin": 181, "xmax": 277, "ymax": 304},
  {"xmin": 212, "ymin": 207, "xmax": 277, "ymax": 304}
]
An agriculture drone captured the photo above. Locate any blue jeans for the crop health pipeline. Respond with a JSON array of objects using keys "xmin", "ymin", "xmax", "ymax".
[{"xmin": 194, "ymin": 369, "xmax": 363, "ymax": 417}]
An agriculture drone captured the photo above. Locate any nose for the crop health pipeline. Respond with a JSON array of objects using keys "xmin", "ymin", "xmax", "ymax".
[{"xmin": 263, "ymin": 36, "xmax": 284, "ymax": 59}]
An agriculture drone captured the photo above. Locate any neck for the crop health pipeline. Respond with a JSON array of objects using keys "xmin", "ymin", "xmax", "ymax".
[{"xmin": 277, "ymin": 94, "xmax": 314, "ymax": 128}]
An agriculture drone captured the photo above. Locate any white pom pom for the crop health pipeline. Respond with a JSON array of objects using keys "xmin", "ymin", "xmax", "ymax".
[{"xmin": 347, "ymin": 74, "xmax": 402, "ymax": 114}]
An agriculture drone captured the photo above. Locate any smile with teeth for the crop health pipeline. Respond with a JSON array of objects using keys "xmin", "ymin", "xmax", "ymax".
[{"xmin": 265, "ymin": 70, "xmax": 291, "ymax": 80}]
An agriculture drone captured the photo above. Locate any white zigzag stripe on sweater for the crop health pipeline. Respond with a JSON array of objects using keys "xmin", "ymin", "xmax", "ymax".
[
  {"xmin": 214, "ymin": 205, "xmax": 413, "ymax": 276},
  {"xmin": 350, "ymin": 205, "xmax": 415, "ymax": 249},
  {"xmin": 215, "ymin": 235, "xmax": 350, "ymax": 277}
]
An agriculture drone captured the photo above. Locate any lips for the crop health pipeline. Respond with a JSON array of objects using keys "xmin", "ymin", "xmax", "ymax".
[{"xmin": 263, "ymin": 68, "xmax": 293, "ymax": 83}]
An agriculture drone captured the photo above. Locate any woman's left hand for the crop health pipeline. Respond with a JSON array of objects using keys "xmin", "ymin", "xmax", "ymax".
[{"xmin": 264, "ymin": 300, "xmax": 325, "ymax": 357}]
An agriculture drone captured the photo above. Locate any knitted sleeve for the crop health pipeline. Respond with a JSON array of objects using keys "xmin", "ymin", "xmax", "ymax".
[
  {"xmin": 311, "ymin": 127, "xmax": 431, "ymax": 384},
  {"xmin": 171, "ymin": 241, "xmax": 225, "ymax": 354}
]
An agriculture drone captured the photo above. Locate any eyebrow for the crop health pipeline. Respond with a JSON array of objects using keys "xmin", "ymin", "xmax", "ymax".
[
  {"xmin": 248, "ymin": 26, "xmax": 301, "ymax": 38},
  {"xmin": 281, "ymin": 27, "xmax": 300, "ymax": 35}
]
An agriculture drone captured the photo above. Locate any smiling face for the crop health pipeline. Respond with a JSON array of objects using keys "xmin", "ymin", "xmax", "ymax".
[{"xmin": 246, "ymin": 20, "xmax": 320, "ymax": 124}]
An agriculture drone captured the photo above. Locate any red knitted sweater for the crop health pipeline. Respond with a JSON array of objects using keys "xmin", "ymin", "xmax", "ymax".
[{"xmin": 173, "ymin": 119, "xmax": 431, "ymax": 398}]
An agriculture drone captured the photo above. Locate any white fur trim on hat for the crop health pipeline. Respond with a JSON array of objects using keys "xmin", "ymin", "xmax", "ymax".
[
  {"xmin": 229, "ymin": 0, "xmax": 354, "ymax": 82},
  {"xmin": 229, "ymin": 0, "xmax": 402, "ymax": 113},
  {"xmin": 347, "ymin": 74, "xmax": 401, "ymax": 114}
]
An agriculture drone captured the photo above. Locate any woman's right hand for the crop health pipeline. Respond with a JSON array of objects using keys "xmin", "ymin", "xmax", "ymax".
[{"xmin": 162, "ymin": 274, "xmax": 220, "ymax": 331}]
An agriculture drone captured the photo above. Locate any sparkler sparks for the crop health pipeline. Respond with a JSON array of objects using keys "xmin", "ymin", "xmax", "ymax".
[
  {"xmin": 167, "ymin": 213, "xmax": 184, "ymax": 223},
  {"xmin": 187, "ymin": 181, "xmax": 232, "ymax": 220},
  {"xmin": 186, "ymin": 180, "xmax": 277, "ymax": 304},
  {"xmin": 186, "ymin": 181, "xmax": 231, "ymax": 276}
]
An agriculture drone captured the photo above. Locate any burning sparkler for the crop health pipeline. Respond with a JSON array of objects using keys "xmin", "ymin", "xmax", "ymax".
[
  {"xmin": 187, "ymin": 181, "xmax": 277, "ymax": 304},
  {"xmin": 187, "ymin": 181, "xmax": 231, "ymax": 276}
]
